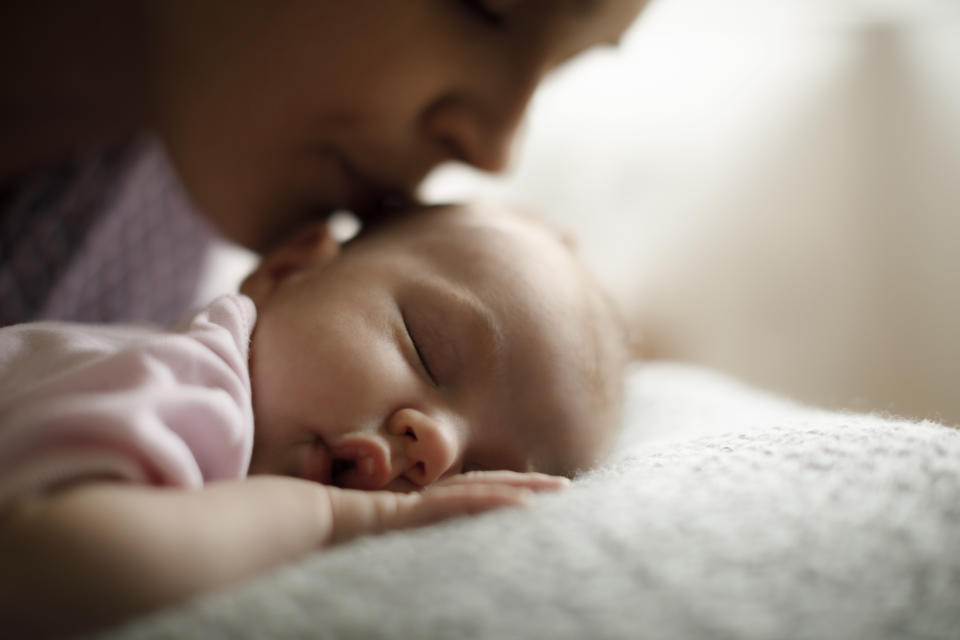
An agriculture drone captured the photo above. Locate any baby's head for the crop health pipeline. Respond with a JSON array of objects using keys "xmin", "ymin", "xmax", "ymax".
[{"xmin": 241, "ymin": 203, "xmax": 628, "ymax": 490}]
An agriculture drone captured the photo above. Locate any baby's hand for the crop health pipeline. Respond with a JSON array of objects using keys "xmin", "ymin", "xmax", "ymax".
[{"xmin": 325, "ymin": 472, "xmax": 568, "ymax": 545}]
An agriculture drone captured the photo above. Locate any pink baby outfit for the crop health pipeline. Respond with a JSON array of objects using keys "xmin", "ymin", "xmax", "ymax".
[{"xmin": 0, "ymin": 294, "xmax": 256, "ymax": 512}]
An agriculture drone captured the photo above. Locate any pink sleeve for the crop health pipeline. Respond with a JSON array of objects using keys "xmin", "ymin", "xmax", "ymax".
[{"xmin": 0, "ymin": 295, "xmax": 256, "ymax": 512}]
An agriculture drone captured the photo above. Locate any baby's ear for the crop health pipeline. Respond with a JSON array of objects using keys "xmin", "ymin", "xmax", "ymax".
[{"xmin": 240, "ymin": 222, "xmax": 340, "ymax": 303}]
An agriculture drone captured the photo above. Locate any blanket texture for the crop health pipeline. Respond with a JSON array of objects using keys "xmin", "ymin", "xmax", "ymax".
[{"xmin": 99, "ymin": 364, "xmax": 960, "ymax": 640}]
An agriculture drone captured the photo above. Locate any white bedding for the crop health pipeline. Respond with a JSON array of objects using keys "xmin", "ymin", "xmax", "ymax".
[{"xmin": 99, "ymin": 363, "xmax": 960, "ymax": 639}]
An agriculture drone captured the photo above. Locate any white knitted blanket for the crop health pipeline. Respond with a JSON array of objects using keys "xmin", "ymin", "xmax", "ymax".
[{"xmin": 99, "ymin": 363, "xmax": 960, "ymax": 640}]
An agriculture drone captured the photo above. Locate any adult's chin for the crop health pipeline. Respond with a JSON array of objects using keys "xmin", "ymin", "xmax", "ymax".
[{"xmin": 178, "ymin": 163, "xmax": 332, "ymax": 253}]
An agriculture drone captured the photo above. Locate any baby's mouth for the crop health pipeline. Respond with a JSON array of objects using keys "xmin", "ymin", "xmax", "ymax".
[
  {"xmin": 299, "ymin": 437, "xmax": 334, "ymax": 485},
  {"xmin": 327, "ymin": 441, "xmax": 384, "ymax": 490},
  {"xmin": 330, "ymin": 458, "xmax": 355, "ymax": 487},
  {"xmin": 301, "ymin": 435, "xmax": 380, "ymax": 487}
]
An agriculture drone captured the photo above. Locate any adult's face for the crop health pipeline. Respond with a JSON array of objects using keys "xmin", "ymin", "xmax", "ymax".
[{"xmin": 150, "ymin": 0, "xmax": 646, "ymax": 251}]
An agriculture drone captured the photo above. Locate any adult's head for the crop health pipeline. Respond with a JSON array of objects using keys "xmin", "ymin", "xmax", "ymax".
[{"xmin": 149, "ymin": 0, "xmax": 646, "ymax": 251}]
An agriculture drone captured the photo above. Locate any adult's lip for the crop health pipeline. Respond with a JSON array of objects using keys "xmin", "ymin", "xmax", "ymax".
[{"xmin": 336, "ymin": 155, "xmax": 419, "ymax": 219}]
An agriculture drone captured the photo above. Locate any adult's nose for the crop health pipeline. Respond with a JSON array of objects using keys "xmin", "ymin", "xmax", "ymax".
[
  {"xmin": 420, "ymin": 63, "xmax": 542, "ymax": 174},
  {"xmin": 386, "ymin": 408, "xmax": 461, "ymax": 487}
]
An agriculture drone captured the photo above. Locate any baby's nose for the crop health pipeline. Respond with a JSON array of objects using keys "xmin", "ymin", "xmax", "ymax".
[{"xmin": 386, "ymin": 408, "xmax": 460, "ymax": 487}]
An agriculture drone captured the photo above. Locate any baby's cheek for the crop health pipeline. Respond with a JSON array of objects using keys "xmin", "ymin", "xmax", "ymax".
[{"xmin": 331, "ymin": 337, "xmax": 410, "ymax": 399}]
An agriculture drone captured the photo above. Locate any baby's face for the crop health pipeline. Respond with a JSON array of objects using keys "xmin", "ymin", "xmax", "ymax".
[{"xmin": 243, "ymin": 205, "xmax": 615, "ymax": 490}]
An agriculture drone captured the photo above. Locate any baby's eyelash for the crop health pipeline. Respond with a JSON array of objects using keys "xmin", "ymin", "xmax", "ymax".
[{"xmin": 403, "ymin": 315, "xmax": 438, "ymax": 385}]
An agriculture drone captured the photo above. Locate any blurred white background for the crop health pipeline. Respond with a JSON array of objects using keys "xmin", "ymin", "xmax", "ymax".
[
  {"xmin": 424, "ymin": 0, "xmax": 960, "ymax": 425},
  {"xmin": 202, "ymin": 0, "xmax": 960, "ymax": 425}
]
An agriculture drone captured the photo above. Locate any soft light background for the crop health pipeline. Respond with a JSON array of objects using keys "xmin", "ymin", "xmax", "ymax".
[{"xmin": 200, "ymin": 0, "xmax": 960, "ymax": 425}]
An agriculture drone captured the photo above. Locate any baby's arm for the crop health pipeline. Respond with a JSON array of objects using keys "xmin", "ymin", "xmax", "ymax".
[{"xmin": 0, "ymin": 471, "xmax": 563, "ymax": 637}]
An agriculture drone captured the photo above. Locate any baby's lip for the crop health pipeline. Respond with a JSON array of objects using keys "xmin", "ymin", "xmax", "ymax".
[
  {"xmin": 328, "ymin": 436, "xmax": 392, "ymax": 490},
  {"xmin": 299, "ymin": 438, "xmax": 333, "ymax": 485}
]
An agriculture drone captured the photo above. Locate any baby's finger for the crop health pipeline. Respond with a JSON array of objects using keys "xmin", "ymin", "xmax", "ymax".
[
  {"xmin": 433, "ymin": 470, "xmax": 570, "ymax": 491},
  {"xmin": 397, "ymin": 484, "xmax": 533, "ymax": 529},
  {"xmin": 326, "ymin": 484, "xmax": 531, "ymax": 544}
]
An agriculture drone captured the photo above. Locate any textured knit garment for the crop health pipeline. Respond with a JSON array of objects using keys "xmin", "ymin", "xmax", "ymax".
[
  {"xmin": 0, "ymin": 138, "xmax": 216, "ymax": 326},
  {"xmin": 0, "ymin": 294, "xmax": 255, "ymax": 513}
]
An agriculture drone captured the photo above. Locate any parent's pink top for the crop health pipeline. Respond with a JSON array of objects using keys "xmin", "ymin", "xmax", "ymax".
[{"xmin": 0, "ymin": 295, "xmax": 256, "ymax": 512}]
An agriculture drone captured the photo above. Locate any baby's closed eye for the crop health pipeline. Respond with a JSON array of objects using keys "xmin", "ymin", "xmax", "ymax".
[{"xmin": 403, "ymin": 305, "xmax": 462, "ymax": 387}]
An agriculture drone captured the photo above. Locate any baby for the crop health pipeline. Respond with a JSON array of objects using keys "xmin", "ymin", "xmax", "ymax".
[{"xmin": 0, "ymin": 203, "xmax": 628, "ymax": 636}]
